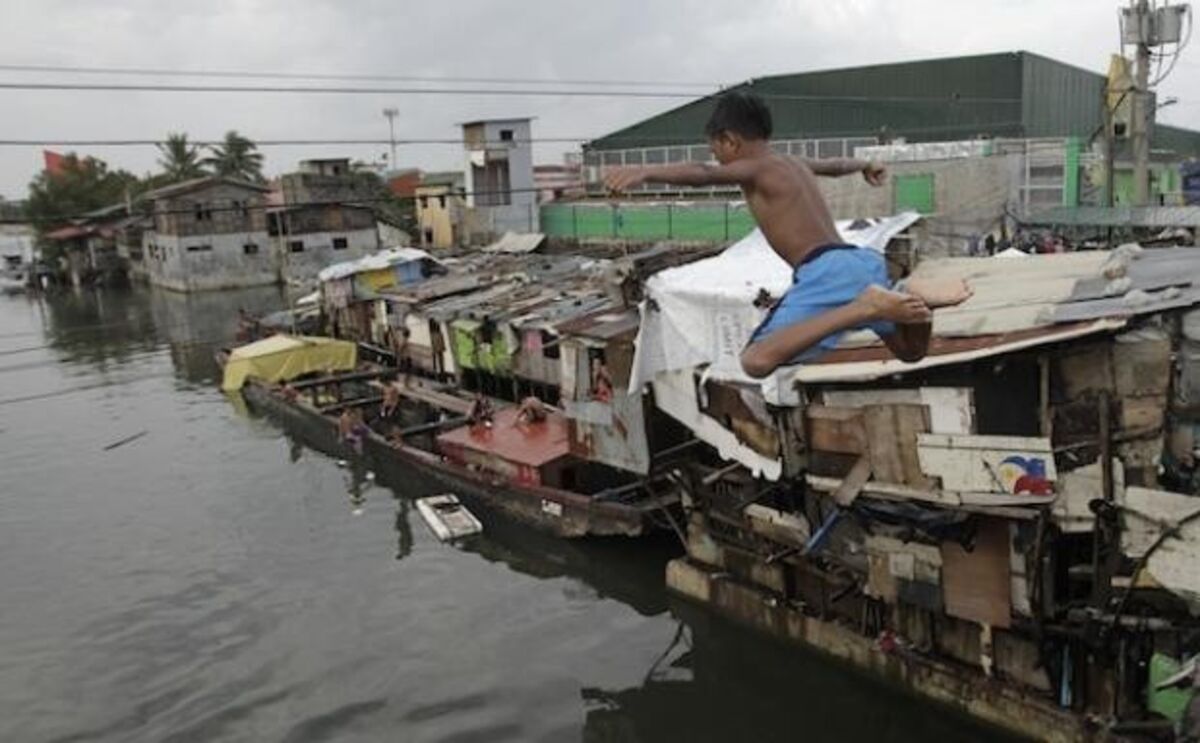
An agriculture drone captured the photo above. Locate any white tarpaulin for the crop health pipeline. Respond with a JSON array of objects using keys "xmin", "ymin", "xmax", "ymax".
[
  {"xmin": 630, "ymin": 212, "xmax": 922, "ymax": 389},
  {"xmin": 316, "ymin": 247, "xmax": 438, "ymax": 283}
]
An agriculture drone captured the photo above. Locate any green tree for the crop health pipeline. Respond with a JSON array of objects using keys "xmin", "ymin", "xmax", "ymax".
[
  {"xmin": 25, "ymin": 155, "xmax": 139, "ymax": 258},
  {"xmin": 203, "ymin": 130, "xmax": 265, "ymax": 182},
  {"xmin": 156, "ymin": 133, "xmax": 207, "ymax": 182},
  {"xmin": 349, "ymin": 168, "xmax": 415, "ymax": 239}
]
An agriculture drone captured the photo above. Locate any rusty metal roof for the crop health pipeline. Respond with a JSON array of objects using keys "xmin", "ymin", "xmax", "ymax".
[
  {"xmin": 556, "ymin": 307, "xmax": 640, "ymax": 340},
  {"xmin": 436, "ymin": 407, "xmax": 570, "ymax": 467}
]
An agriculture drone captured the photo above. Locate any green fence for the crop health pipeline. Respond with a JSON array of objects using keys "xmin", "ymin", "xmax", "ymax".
[{"xmin": 540, "ymin": 202, "xmax": 758, "ymax": 242}]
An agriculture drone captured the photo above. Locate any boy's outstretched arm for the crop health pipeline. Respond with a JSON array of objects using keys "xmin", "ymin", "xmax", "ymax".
[
  {"xmin": 603, "ymin": 160, "xmax": 762, "ymax": 192},
  {"xmin": 801, "ymin": 157, "xmax": 886, "ymax": 186}
]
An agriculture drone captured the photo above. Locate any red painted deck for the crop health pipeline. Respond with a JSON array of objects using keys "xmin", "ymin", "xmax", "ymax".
[{"xmin": 436, "ymin": 407, "xmax": 569, "ymax": 468}]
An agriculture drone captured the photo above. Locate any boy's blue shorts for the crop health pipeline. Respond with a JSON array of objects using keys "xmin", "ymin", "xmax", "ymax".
[{"xmin": 748, "ymin": 244, "xmax": 895, "ymax": 363}]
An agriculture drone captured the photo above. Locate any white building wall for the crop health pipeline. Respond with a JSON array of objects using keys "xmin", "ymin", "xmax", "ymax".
[
  {"xmin": 144, "ymin": 230, "xmax": 277, "ymax": 291},
  {"xmin": 278, "ymin": 227, "xmax": 379, "ymax": 285},
  {"xmin": 463, "ymin": 118, "xmax": 535, "ymax": 211}
]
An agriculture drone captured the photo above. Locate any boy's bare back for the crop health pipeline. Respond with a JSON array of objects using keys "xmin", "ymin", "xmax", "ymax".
[{"xmin": 741, "ymin": 153, "xmax": 842, "ymax": 268}]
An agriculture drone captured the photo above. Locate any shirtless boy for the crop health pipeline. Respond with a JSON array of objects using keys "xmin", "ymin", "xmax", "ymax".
[{"xmin": 604, "ymin": 91, "xmax": 971, "ymax": 378}]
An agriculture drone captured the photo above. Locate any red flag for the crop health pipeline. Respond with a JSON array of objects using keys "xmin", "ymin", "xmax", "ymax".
[{"xmin": 43, "ymin": 150, "xmax": 66, "ymax": 178}]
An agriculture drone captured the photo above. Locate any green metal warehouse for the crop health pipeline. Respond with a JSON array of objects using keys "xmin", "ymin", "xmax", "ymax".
[
  {"xmin": 584, "ymin": 51, "xmax": 1200, "ymax": 156},
  {"xmin": 538, "ymin": 52, "xmax": 1200, "ymax": 244}
]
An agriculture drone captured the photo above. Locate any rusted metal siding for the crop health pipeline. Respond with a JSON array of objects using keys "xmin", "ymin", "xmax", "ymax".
[{"xmin": 567, "ymin": 390, "xmax": 651, "ymax": 475}]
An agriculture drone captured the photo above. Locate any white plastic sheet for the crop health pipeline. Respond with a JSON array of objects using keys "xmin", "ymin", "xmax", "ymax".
[{"xmin": 630, "ymin": 212, "xmax": 922, "ymax": 388}]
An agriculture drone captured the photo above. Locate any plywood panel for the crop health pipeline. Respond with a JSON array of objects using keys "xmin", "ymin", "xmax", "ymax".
[
  {"xmin": 806, "ymin": 405, "xmax": 867, "ymax": 454},
  {"xmin": 822, "ymin": 387, "xmax": 975, "ymax": 434},
  {"xmin": 942, "ymin": 518, "xmax": 1012, "ymax": 629},
  {"xmin": 864, "ymin": 404, "xmax": 931, "ymax": 486}
]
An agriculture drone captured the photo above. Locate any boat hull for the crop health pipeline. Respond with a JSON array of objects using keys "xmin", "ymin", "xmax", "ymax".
[{"xmin": 240, "ymin": 381, "xmax": 656, "ymax": 538}]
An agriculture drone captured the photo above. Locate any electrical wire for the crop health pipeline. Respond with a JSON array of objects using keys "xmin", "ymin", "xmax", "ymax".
[
  {"xmin": 0, "ymin": 120, "xmax": 1029, "ymax": 151},
  {"xmin": 0, "ymin": 80, "xmax": 1022, "ymax": 105},
  {"xmin": 0, "ymin": 62, "xmax": 721, "ymax": 89}
]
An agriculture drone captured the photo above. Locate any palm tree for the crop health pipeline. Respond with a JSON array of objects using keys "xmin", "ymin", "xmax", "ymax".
[
  {"xmin": 156, "ymin": 133, "xmax": 207, "ymax": 183},
  {"xmin": 203, "ymin": 130, "xmax": 265, "ymax": 182}
]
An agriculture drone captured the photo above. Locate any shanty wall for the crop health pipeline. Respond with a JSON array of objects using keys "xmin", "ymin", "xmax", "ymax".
[
  {"xmin": 280, "ymin": 228, "xmax": 379, "ymax": 285},
  {"xmin": 560, "ymin": 337, "xmax": 652, "ymax": 474}
]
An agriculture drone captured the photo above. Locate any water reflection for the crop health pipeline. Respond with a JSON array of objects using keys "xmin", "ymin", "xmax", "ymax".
[
  {"xmin": 393, "ymin": 499, "xmax": 413, "ymax": 560},
  {"xmin": 33, "ymin": 284, "xmax": 287, "ymax": 383},
  {"xmin": 579, "ymin": 600, "xmax": 1020, "ymax": 743}
]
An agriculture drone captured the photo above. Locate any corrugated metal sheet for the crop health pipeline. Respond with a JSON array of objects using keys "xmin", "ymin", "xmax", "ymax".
[
  {"xmin": 1020, "ymin": 53, "xmax": 1106, "ymax": 139},
  {"xmin": 567, "ymin": 390, "xmax": 652, "ymax": 475},
  {"xmin": 588, "ymin": 52, "xmax": 1026, "ymax": 150},
  {"xmin": 1156, "ymin": 124, "xmax": 1200, "ymax": 158},
  {"xmin": 587, "ymin": 51, "xmax": 1199, "ymax": 153}
]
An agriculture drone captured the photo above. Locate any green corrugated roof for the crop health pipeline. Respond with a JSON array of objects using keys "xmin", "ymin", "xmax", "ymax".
[{"xmin": 585, "ymin": 51, "xmax": 1199, "ymax": 153}]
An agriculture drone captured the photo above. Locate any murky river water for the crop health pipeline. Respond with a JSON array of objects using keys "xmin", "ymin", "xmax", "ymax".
[{"xmin": 0, "ymin": 286, "xmax": 1019, "ymax": 742}]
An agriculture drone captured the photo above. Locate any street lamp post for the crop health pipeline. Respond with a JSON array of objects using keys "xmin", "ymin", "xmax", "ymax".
[{"xmin": 382, "ymin": 108, "xmax": 399, "ymax": 172}]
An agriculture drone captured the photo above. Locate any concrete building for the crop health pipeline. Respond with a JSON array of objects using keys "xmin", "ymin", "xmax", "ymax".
[
  {"xmin": 462, "ymin": 118, "xmax": 537, "ymax": 234},
  {"xmin": 415, "ymin": 172, "xmax": 466, "ymax": 249},
  {"xmin": 274, "ymin": 158, "xmax": 380, "ymax": 285},
  {"xmin": 555, "ymin": 52, "xmax": 1200, "ymax": 256},
  {"xmin": 585, "ymin": 51, "xmax": 1200, "ymax": 173},
  {"xmin": 141, "ymin": 177, "xmax": 275, "ymax": 291}
]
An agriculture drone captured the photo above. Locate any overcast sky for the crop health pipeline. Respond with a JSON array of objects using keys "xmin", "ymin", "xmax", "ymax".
[{"xmin": 1, "ymin": 0, "xmax": 1197, "ymax": 198}]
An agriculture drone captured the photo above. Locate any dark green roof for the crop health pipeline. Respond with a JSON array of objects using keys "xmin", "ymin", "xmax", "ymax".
[{"xmin": 586, "ymin": 51, "xmax": 1197, "ymax": 152}]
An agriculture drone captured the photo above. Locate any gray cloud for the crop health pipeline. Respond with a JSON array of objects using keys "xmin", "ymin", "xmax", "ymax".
[{"xmin": 0, "ymin": 0, "xmax": 1196, "ymax": 198}]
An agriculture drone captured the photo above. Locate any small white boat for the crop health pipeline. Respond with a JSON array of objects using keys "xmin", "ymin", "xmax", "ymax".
[{"xmin": 415, "ymin": 494, "xmax": 483, "ymax": 542}]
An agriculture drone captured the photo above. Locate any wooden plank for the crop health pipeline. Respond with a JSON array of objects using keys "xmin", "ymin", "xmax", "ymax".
[
  {"xmin": 805, "ymin": 474, "xmax": 1042, "ymax": 520},
  {"xmin": 1120, "ymin": 395, "xmax": 1167, "ymax": 431},
  {"xmin": 1009, "ymin": 523, "xmax": 1032, "ymax": 617},
  {"xmin": 865, "ymin": 535, "xmax": 942, "ymax": 606},
  {"xmin": 743, "ymin": 504, "xmax": 811, "ymax": 547},
  {"xmin": 863, "ymin": 404, "xmax": 931, "ymax": 487},
  {"xmin": 959, "ymin": 493, "xmax": 1057, "ymax": 506},
  {"xmin": 941, "ymin": 518, "xmax": 1012, "ymax": 629},
  {"xmin": 832, "ymin": 455, "xmax": 872, "ymax": 506},
  {"xmin": 805, "ymin": 405, "xmax": 868, "ymax": 455},
  {"xmin": 1112, "ymin": 330, "xmax": 1172, "ymax": 397},
  {"xmin": 1056, "ymin": 345, "xmax": 1113, "ymax": 399},
  {"xmin": 917, "ymin": 433, "xmax": 1056, "ymax": 494},
  {"xmin": 822, "ymin": 387, "xmax": 974, "ymax": 434}
]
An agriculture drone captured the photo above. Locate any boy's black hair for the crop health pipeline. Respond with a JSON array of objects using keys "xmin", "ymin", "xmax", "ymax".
[{"xmin": 704, "ymin": 91, "xmax": 773, "ymax": 140}]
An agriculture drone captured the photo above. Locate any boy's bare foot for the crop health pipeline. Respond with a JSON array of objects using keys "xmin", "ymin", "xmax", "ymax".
[
  {"xmin": 855, "ymin": 285, "xmax": 932, "ymax": 323},
  {"xmin": 902, "ymin": 277, "xmax": 973, "ymax": 308}
]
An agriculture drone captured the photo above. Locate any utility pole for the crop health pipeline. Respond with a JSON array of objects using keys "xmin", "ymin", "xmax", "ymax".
[
  {"xmin": 382, "ymin": 107, "xmax": 399, "ymax": 173},
  {"xmin": 1132, "ymin": 0, "xmax": 1152, "ymax": 206},
  {"xmin": 1121, "ymin": 0, "xmax": 1191, "ymax": 206}
]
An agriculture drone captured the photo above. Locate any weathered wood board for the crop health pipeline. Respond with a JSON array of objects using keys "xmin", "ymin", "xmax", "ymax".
[
  {"xmin": 918, "ymin": 434, "xmax": 1056, "ymax": 494},
  {"xmin": 941, "ymin": 518, "xmax": 1012, "ymax": 629},
  {"xmin": 1121, "ymin": 487, "xmax": 1200, "ymax": 608},
  {"xmin": 821, "ymin": 387, "xmax": 974, "ymax": 434},
  {"xmin": 864, "ymin": 404, "xmax": 931, "ymax": 487}
]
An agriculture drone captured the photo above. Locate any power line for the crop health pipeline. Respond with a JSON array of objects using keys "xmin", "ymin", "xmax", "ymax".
[
  {"xmin": 0, "ymin": 80, "xmax": 1023, "ymax": 104},
  {"xmin": 0, "ymin": 81, "xmax": 709, "ymax": 98},
  {"xmin": 0, "ymin": 137, "xmax": 592, "ymax": 147},
  {"xmin": 0, "ymin": 62, "xmax": 721, "ymax": 89},
  {"xmin": 0, "ymin": 120, "xmax": 1030, "ymax": 150}
]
